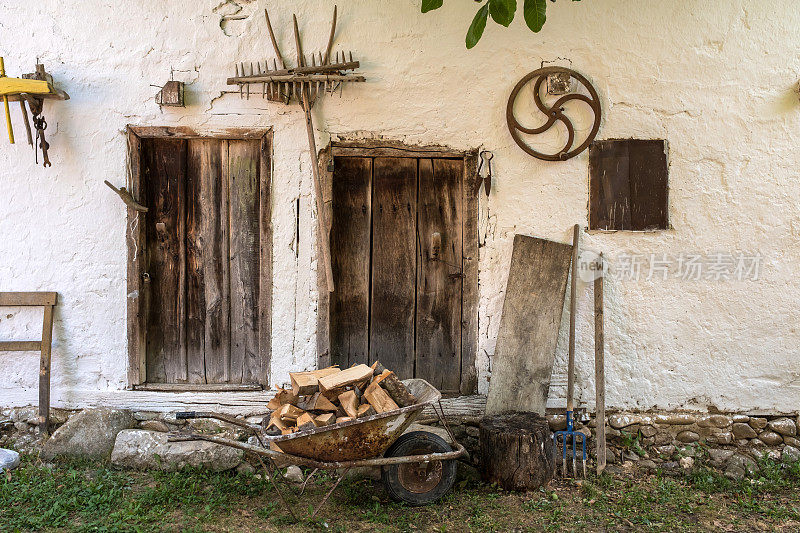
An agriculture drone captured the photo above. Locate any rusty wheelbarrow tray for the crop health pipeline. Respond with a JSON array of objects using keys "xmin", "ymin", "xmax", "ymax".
[{"xmin": 169, "ymin": 379, "xmax": 467, "ymax": 519}]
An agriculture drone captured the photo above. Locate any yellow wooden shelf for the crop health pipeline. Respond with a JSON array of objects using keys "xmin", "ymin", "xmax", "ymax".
[{"xmin": 0, "ymin": 77, "xmax": 50, "ymax": 96}]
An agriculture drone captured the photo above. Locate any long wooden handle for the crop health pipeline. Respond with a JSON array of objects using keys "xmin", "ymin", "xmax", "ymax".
[
  {"xmin": 0, "ymin": 57, "xmax": 14, "ymax": 144},
  {"xmin": 594, "ymin": 253, "xmax": 606, "ymax": 473},
  {"xmin": 303, "ymin": 103, "xmax": 335, "ymax": 292},
  {"xmin": 324, "ymin": 5, "xmax": 338, "ymax": 64},
  {"xmin": 19, "ymin": 100, "xmax": 32, "ymax": 146},
  {"xmin": 567, "ymin": 223, "xmax": 580, "ymax": 411},
  {"xmin": 264, "ymin": 9, "xmax": 285, "ymax": 69}
]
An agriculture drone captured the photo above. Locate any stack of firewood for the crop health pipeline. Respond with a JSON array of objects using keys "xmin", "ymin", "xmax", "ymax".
[{"xmin": 265, "ymin": 362, "xmax": 417, "ymax": 435}]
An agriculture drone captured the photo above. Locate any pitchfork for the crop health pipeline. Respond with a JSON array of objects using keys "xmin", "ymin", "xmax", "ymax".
[{"xmin": 553, "ymin": 224, "xmax": 587, "ymax": 477}]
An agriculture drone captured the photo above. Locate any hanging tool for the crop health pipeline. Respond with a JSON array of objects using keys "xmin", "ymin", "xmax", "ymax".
[
  {"xmin": 32, "ymin": 113, "xmax": 50, "ymax": 167},
  {"xmin": 0, "ymin": 59, "xmax": 64, "ymax": 147},
  {"xmin": 553, "ymin": 223, "xmax": 587, "ymax": 478},
  {"xmin": 476, "ymin": 150, "xmax": 493, "ymax": 197},
  {"xmin": 229, "ymin": 5, "xmax": 363, "ymax": 292},
  {"xmin": 104, "ymin": 180, "xmax": 148, "ymax": 212},
  {"xmin": 0, "ymin": 57, "xmax": 14, "ymax": 144}
]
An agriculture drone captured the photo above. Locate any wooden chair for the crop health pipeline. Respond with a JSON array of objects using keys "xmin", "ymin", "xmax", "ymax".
[{"xmin": 0, "ymin": 292, "xmax": 57, "ymax": 436}]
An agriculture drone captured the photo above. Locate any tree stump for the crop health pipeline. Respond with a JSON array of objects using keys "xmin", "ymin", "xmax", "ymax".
[{"xmin": 479, "ymin": 412, "xmax": 554, "ymax": 491}]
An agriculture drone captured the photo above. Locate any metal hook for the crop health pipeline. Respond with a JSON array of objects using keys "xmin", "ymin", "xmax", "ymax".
[{"xmin": 477, "ymin": 150, "xmax": 493, "ymax": 197}]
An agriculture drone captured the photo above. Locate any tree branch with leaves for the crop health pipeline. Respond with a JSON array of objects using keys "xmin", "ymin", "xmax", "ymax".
[{"xmin": 421, "ymin": 0, "xmax": 579, "ymax": 49}]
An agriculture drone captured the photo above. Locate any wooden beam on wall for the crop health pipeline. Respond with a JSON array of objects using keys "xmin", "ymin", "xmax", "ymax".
[
  {"xmin": 126, "ymin": 128, "xmax": 146, "ymax": 388},
  {"xmin": 258, "ymin": 131, "xmax": 273, "ymax": 387},
  {"xmin": 128, "ymin": 126, "xmax": 270, "ymax": 140},
  {"xmin": 0, "ymin": 292, "xmax": 57, "ymax": 306},
  {"xmin": 460, "ymin": 150, "xmax": 480, "ymax": 395}
]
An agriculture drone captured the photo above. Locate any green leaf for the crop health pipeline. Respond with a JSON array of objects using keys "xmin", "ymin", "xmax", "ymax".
[
  {"xmin": 421, "ymin": 0, "xmax": 444, "ymax": 13},
  {"xmin": 466, "ymin": 3, "xmax": 489, "ymax": 49},
  {"xmin": 523, "ymin": 0, "xmax": 547, "ymax": 32},
  {"xmin": 489, "ymin": 0, "xmax": 516, "ymax": 27}
]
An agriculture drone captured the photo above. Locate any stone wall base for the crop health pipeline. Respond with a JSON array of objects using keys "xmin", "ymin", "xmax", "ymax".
[
  {"xmin": 418, "ymin": 410, "xmax": 800, "ymax": 478},
  {"xmin": 3, "ymin": 407, "xmax": 799, "ymax": 480}
]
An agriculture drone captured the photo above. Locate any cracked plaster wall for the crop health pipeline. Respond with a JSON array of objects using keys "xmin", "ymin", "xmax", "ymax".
[{"xmin": 1, "ymin": 1, "xmax": 799, "ymax": 413}]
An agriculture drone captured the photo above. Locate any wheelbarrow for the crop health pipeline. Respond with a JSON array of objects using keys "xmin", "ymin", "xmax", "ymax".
[{"xmin": 168, "ymin": 379, "xmax": 467, "ymax": 520}]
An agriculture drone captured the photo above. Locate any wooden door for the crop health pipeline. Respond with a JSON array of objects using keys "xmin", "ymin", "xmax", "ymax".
[
  {"xmin": 139, "ymin": 137, "xmax": 268, "ymax": 387},
  {"xmin": 329, "ymin": 156, "xmax": 466, "ymax": 395}
]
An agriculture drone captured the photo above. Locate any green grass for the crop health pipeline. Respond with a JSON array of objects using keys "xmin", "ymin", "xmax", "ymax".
[{"xmin": 1, "ymin": 453, "xmax": 800, "ymax": 532}]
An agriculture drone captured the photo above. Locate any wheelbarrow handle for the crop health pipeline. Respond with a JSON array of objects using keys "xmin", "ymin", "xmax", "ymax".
[
  {"xmin": 174, "ymin": 411, "xmax": 262, "ymax": 432},
  {"xmin": 169, "ymin": 431, "xmax": 468, "ymax": 470}
]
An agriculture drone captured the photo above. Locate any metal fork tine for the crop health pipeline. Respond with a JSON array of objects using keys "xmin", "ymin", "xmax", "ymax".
[
  {"xmin": 572, "ymin": 434, "xmax": 576, "ymax": 476},
  {"xmin": 582, "ymin": 436, "xmax": 587, "ymax": 477}
]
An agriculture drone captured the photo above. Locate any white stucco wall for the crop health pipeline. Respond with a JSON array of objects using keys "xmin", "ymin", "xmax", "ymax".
[{"xmin": 1, "ymin": 0, "xmax": 798, "ymax": 413}]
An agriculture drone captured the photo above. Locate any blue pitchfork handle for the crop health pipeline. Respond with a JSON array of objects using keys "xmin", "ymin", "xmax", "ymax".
[{"xmin": 552, "ymin": 224, "xmax": 587, "ymax": 477}]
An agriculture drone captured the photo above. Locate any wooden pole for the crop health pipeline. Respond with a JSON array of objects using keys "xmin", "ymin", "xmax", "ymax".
[
  {"xmin": 264, "ymin": 9, "xmax": 286, "ymax": 69},
  {"xmin": 567, "ymin": 224, "xmax": 579, "ymax": 413},
  {"xmin": 0, "ymin": 57, "xmax": 15, "ymax": 144},
  {"xmin": 324, "ymin": 5, "xmax": 338, "ymax": 65},
  {"xmin": 290, "ymin": 18, "xmax": 335, "ymax": 292},
  {"xmin": 301, "ymin": 86, "xmax": 335, "ymax": 292},
  {"xmin": 594, "ymin": 253, "xmax": 606, "ymax": 474},
  {"xmin": 39, "ymin": 302, "xmax": 55, "ymax": 437},
  {"xmin": 19, "ymin": 100, "xmax": 33, "ymax": 146}
]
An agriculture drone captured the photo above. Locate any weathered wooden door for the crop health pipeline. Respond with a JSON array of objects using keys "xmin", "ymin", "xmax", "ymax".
[
  {"xmin": 139, "ymin": 137, "xmax": 269, "ymax": 387},
  {"xmin": 329, "ymin": 156, "xmax": 466, "ymax": 395}
]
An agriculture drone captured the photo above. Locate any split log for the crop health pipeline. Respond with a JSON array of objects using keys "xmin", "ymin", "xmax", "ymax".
[
  {"xmin": 318, "ymin": 364, "xmax": 373, "ymax": 392},
  {"xmin": 336, "ymin": 416, "xmax": 354, "ymax": 423},
  {"xmin": 267, "ymin": 388, "xmax": 298, "ymax": 409},
  {"xmin": 479, "ymin": 412, "xmax": 554, "ymax": 491},
  {"xmin": 373, "ymin": 369, "xmax": 391, "ymax": 384},
  {"xmin": 315, "ymin": 413, "xmax": 336, "ymax": 426},
  {"xmin": 290, "ymin": 367, "xmax": 340, "ymax": 395},
  {"xmin": 299, "ymin": 392, "xmax": 338, "ymax": 412},
  {"xmin": 356, "ymin": 404, "xmax": 375, "ymax": 417},
  {"xmin": 296, "ymin": 412, "xmax": 317, "ymax": 429},
  {"xmin": 338, "ymin": 390, "xmax": 360, "ymax": 418},
  {"xmin": 277, "ymin": 404, "xmax": 305, "ymax": 423},
  {"xmin": 363, "ymin": 383, "xmax": 399, "ymax": 413},
  {"xmin": 268, "ymin": 412, "xmax": 288, "ymax": 431},
  {"xmin": 381, "ymin": 372, "xmax": 417, "ymax": 407}
]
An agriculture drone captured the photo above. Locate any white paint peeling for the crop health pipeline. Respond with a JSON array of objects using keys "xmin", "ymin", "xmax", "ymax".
[{"xmin": 1, "ymin": 1, "xmax": 799, "ymax": 414}]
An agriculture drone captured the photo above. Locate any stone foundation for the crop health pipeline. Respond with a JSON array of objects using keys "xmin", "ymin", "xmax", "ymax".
[
  {"xmin": 3, "ymin": 406, "xmax": 799, "ymax": 480},
  {"xmin": 415, "ymin": 410, "xmax": 800, "ymax": 479}
]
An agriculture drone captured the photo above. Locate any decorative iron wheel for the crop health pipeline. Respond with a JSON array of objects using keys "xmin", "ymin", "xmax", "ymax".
[{"xmin": 506, "ymin": 66, "xmax": 602, "ymax": 161}]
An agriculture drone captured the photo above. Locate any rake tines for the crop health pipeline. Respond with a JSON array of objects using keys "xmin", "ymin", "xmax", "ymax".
[{"xmin": 552, "ymin": 411, "xmax": 587, "ymax": 478}]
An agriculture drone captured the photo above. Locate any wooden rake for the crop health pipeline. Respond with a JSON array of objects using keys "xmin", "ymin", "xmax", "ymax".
[{"xmin": 226, "ymin": 6, "xmax": 366, "ymax": 293}]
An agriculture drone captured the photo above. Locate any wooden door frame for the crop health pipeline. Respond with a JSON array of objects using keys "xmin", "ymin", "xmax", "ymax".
[
  {"xmin": 126, "ymin": 125, "xmax": 273, "ymax": 390},
  {"xmin": 316, "ymin": 140, "xmax": 480, "ymax": 395}
]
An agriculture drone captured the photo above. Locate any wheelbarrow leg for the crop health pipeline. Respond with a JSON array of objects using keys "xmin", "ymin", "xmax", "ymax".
[
  {"xmin": 299, "ymin": 468, "xmax": 319, "ymax": 497},
  {"xmin": 310, "ymin": 467, "xmax": 350, "ymax": 520},
  {"xmin": 255, "ymin": 454, "xmax": 298, "ymax": 522}
]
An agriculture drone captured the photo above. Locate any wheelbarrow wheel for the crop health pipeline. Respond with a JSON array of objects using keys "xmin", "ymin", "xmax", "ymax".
[{"xmin": 381, "ymin": 431, "xmax": 457, "ymax": 506}]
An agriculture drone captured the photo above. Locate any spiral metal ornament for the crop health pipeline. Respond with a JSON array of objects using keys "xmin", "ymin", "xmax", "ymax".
[{"xmin": 506, "ymin": 67, "xmax": 601, "ymax": 161}]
